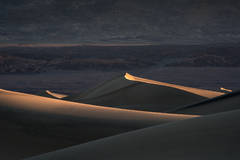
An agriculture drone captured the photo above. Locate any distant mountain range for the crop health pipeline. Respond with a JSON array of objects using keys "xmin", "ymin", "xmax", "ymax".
[
  {"xmin": 0, "ymin": 44, "xmax": 239, "ymax": 73},
  {"xmin": 1, "ymin": 0, "xmax": 240, "ymax": 44}
]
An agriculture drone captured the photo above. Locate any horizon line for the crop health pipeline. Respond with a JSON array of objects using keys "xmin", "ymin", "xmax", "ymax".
[{"xmin": 0, "ymin": 42, "xmax": 159, "ymax": 48}]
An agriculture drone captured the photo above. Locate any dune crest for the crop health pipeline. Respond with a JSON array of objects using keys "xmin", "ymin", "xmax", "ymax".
[
  {"xmin": 124, "ymin": 73, "xmax": 224, "ymax": 98},
  {"xmin": 64, "ymin": 73, "xmax": 218, "ymax": 112},
  {"xmin": 0, "ymin": 88, "xmax": 198, "ymax": 159},
  {"xmin": 220, "ymin": 87, "xmax": 232, "ymax": 92},
  {"xmin": 45, "ymin": 90, "xmax": 68, "ymax": 99},
  {"xmin": 0, "ymin": 89, "xmax": 196, "ymax": 119}
]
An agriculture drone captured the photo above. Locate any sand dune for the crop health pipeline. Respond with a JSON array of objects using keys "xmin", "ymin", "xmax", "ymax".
[
  {"xmin": 64, "ymin": 73, "xmax": 223, "ymax": 112},
  {"xmin": 0, "ymin": 89, "xmax": 196, "ymax": 159},
  {"xmin": 170, "ymin": 90, "xmax": 240, "ymax": 115},
  {"xmin": 25, "ymin": 109, "xmax": 240, "ymax": 160}
]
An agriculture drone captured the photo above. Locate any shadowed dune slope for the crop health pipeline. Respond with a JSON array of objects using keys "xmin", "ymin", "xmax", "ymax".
[
  {"xmin": 64, "ymin": 73, "xmax": 223, "ymax": 112},
  {"xmin": 26, "ymin": 110, "xmax": 240, "ymax": 160},
  {"xmin": 0, "ymin": 89, "xmax": 196, "ymax": 160},
  {"xmin": 170, "ymin": 90, "xmax": 240, "ymax": 115}
]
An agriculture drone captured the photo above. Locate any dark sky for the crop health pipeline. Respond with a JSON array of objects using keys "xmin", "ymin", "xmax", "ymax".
[{"xmin": 1, "ymin": 0, "xmax": 240, "ymax": 44}]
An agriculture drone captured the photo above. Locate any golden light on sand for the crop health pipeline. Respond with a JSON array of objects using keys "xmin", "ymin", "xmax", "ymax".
[
  {"xmin": 124, "ymin": 73, "xmax": 224, "ymax": 98},
  {"xmin": 0, "ymin": 89, "xmax": 198, "ymax": 120},
  {"xmin": 0, "ymin": 73, "xmax": 239, "ymax": 160},
  {"xmin": 124, "ymin": 73, "xmax": 135, "ymax": 81},
  {"xmin": 45, "ymin": 90, "xmax": 68, "ymax": 99},
  {"xmin": 220, "ymin": 88, "xmax": 232, "ymax": 92}
]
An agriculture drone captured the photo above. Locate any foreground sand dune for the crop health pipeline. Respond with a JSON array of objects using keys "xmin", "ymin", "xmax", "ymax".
[
  {"xmin": 0, "ymin": 89, "xmax": 196, "ymax": 159},
  {"xmin": 171, "ymin": 90, "xmax": 240, "ymax": 115},
  {"xmin": 64, "ymin": 73, "xmax": 223, "ymax": 112},
  {"xmin": 25, "ymin": 109, "xmax": 240, "ymax": 160}
]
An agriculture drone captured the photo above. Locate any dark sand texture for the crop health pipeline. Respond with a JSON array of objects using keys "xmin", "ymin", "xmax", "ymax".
[
  {"xmin": 0, "ymin": 89, "xmax": 196, "ymax": 159},
  {"xmin": 26, "ymin": 109, "xmax": 240, "ymax": 160}
]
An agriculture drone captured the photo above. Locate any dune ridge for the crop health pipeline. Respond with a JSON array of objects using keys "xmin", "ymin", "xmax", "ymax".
[
  {"xmin": 0, "ymin": 74, "xmax": 236, "ymax": 160},
  {"xmin": 0, "ymin": 89, "xmax": 197, "ymax": 159},
  {"xmin": 45, "ymin": 90, "xmax": 68, "ymax": 99},
  {"xmin": 0, "ymin": 89, "xmax": 196, "ymax": 119},
  {"xmin": 64, "ymin": 73, "xmax": 222, "ymax": 112},
  {"xmin": 124, "ymin": 73, "xmax": 224, "ymax": 98}
]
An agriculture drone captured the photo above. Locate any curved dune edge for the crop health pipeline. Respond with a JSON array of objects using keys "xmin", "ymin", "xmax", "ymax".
[
  {"xmin": 63, "ymin": 73, "xmax": 215, "ymax": 113},
  {"xmin": 67, "ymin": 73, "xmax": 223, "ymax": 100},
  {"xmin": 220, "ymin": 87, "xmax": 233, "ymax": 92},
  {"xmin": 63, "ymin": 77, "xmax": 208, "ymax": 112},
  {"xmin": 0, "ymin": 89, "xmax": 198, "ymax": 160},
  {"xmin": 0, "ymin": 89, "xmax": 198, "ymax": 121},
  {"xmin": 25, "ymin": 109, "xmax": 240, "ymax": 160},
  {"xmin": 45, "ymin": 90, "xmax": 68, "ymax": 99},
  {"xmin": 124, "ymin": 73, "xmax": 224, "ymax": 98}
]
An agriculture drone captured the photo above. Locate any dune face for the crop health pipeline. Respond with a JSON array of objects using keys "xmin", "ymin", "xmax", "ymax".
[
  {"xmin": 64, "ymin": 73, "xmax": 222, "ymax": 112},
  {"xmin": 0, "ymin": 73, "xmax": 236, "ymax": 160},
  {"xmin": 171, "ymin": 91, "xmax": 240, "ymax": 115},
  {"xmin": 25, "ymin": 109, "xmax": 240, "ymax": 160},
  {"xmin": 0, "ymin": 89, "xmax": 196, "ymax": 159}
]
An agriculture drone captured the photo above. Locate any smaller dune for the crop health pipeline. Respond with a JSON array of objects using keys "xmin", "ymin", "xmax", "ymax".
[
  {"xmin": 170, "ymin": 90, "xmax": 240, "ymax": 115},
  {"xmin": 64, "ymin": 73, "xmax": 223, "ymax": 112}
]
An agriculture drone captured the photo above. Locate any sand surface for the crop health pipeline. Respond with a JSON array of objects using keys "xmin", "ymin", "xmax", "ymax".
[
  {"xmin": 26, "ymin": 109, "xmax": 240, "ymax": 160},
  {"xmin": 64, "ymin": 73, "xmax": 223, "ymax": 112},
  {"xmin": 0, "ymin": 89, "xmax": 196, "ymax": 159},
  {"xmin": 171, "ymin": 91, "xmax": 240, "ymax": 115},
  {"xmin": 0, "ymin": 73, "xmax": 238, "ymax": 160},
  {"xmin": 124, "ymin": 73, "xmax": 223, "ymax": 98}
]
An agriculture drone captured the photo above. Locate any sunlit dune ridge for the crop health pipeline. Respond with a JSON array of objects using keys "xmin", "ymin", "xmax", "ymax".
[
  {"xmin": 0, "ymin": 89, "xmax": 196, "ymax": 120},
  {"xmin": 220, "ymin": 87, "xmax": 233, "ymax": 92},
  {"xmin": 63, "ymin": 72, "xmax": 223, "ymax": 112},
  {"xmin": 45, "ymin": 90, "xmax": 68, "ymax": 99},
  {"xmin": 125, "ymin": 73, "xmax": 224, "ymax": 98},
  {"xmin": 0, "ymin": 88, "xmax": 199, "ymax": 160}
]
